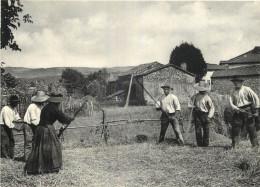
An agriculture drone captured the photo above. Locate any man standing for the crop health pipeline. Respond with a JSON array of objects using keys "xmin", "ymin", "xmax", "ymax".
[
  {"xmin": 0, "ymin": 95, "xmax": 22, "ymax": 158},
  {"xmin": 189, "ymin": 81, "xmax": 215, "ymax": 147},
  {"xmin": 229, "ymin": 75, "xmax": 259, "ymax": 148},
  {"xmin": 24, "ymin": 91, "xmax": 49, "ymax": 135},
  {"xmin": 156, "ymin": 84, "xmax": 184, "ymax": 144}
]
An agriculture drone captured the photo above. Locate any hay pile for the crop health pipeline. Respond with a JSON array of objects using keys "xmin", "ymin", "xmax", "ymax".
[{"xmin": 184, "ymin": 131, "xmax": 231, "ymax": 146}]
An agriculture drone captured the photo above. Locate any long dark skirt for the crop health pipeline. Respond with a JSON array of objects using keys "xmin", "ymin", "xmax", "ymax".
[
  {"xmin": 24, "ymin": 125, "xmax": 62, "ymax": 174},
  {"xmin": 1, "ymin": 125, "xmax": 14, "ymax": 159}
]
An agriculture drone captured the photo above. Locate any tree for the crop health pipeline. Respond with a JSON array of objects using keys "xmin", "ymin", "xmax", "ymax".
[
  {"xmin": 169, "ymin": 42, "xmax": 207, "ymax": 82},
  {"xmin": 61, "ymin": 68, "xmax": 86, "ymax": 97},
  {"xmin": 3, "ymin": 72, "xmax": 19, "ymax": 88},
  {"xmin": 1, "ymin": 0, "xmax": 33, "ymax": 51},
  {"xmin": 85, "ymin": 69, "xmax": 109, "ymax": 100}
]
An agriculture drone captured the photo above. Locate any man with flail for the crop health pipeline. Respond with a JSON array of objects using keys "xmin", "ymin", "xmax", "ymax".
[
  {"xmin": 156, "ymin": 84, "xmax": 184, "ymax": 144},
  {"xmin": 0, "ymin": 95, "xmax": 22, "ymax": 159},
  {"xmin": 229, "ymin": 75, "xmax": 259, "ymax": 148},
  {"xmin": 189, "ymin": 80, "xmax": 215, "ymax": 147}
]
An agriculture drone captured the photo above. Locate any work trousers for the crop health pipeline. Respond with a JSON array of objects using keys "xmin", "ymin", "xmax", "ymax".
[
  {"xmin": 1, "ymin": 125, "xmax": 15, "ymax": 159},
  {"xmin": 159, "ymin": 113, "xmax": 184, "ymax": 143},
  {"xmin": 193, "ymin": 109, "xmax": 210, "ymax": 147},
  {"xmin": 255, "ymin": 116, "xmax": 260, "ymax": 132},
  {"xmin": 232, "ymin": 106, "xmax": 259, "ymax": 148}
]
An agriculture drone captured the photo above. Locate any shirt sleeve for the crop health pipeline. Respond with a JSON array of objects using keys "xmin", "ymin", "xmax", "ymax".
[
  {"xmin": 155, "ymin": 97, "xmax": 161, "ymax": 108},
  {"xmin": 229, "ymin": 93, "xmax": 238, "ymax": 110},
  {"xmin": 2, "ymin": 109, "xmax": 15, "ymax": 128},
  {"xmin": 30, "ymin": 107, "xmax": 40, "ymax": 125},
  {"xmin": 55, "ymin": 109, "xmax": 73, "ymax": 124},
  {"xmin": 245, "ymin": 87, "xmax": 260, "ymax": 108},
  {"xmin": 13, "ymin": 108, "xmax": 21, "ymax": 121},
  {"xmin": 207, "ymin": 96, "xmax": 215, "ymax": 118},
  {"xmin": 173, "ymin": 95, "xmax": 181, "ymax": 111}
]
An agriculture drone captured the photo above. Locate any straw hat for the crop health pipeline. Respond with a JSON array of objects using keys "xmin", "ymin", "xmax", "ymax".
[
  {"xmin": 161, "ymin": 84, "xmax": 173, "ymax": 90},
  {"xmin": 231, "ymin": 75, "xmax": 244, "ymax": 82},
  {"xmin": 47, "ymin": 93, "xmax": 65, "ymax": 103},
  {"xmin": 194, "ymin": 80, "xmax": 211, "ymax": 92},
  {"xmin": 31, "ymin": 91, "xmax": 49, "ymax": 102}
]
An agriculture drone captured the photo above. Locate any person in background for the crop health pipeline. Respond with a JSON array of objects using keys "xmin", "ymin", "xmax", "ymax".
[
  {"xmin": 229, "ymin": 75, "xmax": 259, "ymax": 148},
  {"xmin": 24, "ymin": 91, "xmax": 49, "ymax": 135},
  {"xmin": 189, "ymin": 80, "xmax": 215, "ymax": 147},
  {"xmin": 24, "ymin": 93, "xmax": 74, "ymax": 174},
  {"xmin": 156, "ymin": 84, "xmax": 184, "ymax": 145},
  {"xmin": 0, "ymin": 95, "xmax": 23, "ymax": 159}
]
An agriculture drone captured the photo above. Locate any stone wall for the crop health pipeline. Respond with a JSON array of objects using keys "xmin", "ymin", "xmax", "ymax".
[
  {"xmin": 142, "ymin": 66, "xmax": 195, "ymax": 105},
  {"xmin": 211, "ymin": 75, "xmax": 260, "ymax": 96}
]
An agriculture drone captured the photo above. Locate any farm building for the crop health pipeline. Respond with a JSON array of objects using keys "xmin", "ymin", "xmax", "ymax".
[
  {"xmin": 106, "ymin": 62, "xmax": 196, "ymax": 106},
  {"xmin": 219, "ymin": 46, "xmax": 260, "ymax": 68},
  {"xmin": 211, "ymin": 65, "xmax": 260, "ymax": 95},
  {"xmin": 202, "ymin": 63, "xmax": 228, "ymax": 84}
]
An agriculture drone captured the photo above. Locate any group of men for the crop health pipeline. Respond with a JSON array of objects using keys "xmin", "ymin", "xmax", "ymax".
[{"xmin": 156, "ymin": 75, "xmax": 260, "ymax": 148}]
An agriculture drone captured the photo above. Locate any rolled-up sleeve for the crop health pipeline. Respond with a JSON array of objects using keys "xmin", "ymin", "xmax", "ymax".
[
  {"xmin": 246, "ymin": 87, "xmax": 260, "ymax": 108},
  {"xmin": 173, "ymin": 95, "xmax": 181, "ymax": 111},
  {"xmin": 30, "ymin": 108, "xmax": 40, "ymax": 125},
  {"xmin": 207, "ymin": 97, "xmax": 215, "ymax": 118},
  {"xmin": 2, "ymin": 109, "xmax": 15, "ymax": 128},
  {"xmin": 229, "ymin": 95, "xmax": 238, "ymax": 110}
]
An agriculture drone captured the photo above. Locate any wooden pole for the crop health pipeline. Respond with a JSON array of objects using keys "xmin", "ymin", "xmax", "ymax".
[
  {"xmin": 124, "ymin": 74, "xmax": 134, "ymax": 108},
  {"xmin": 23, "ymin": 124, "xmax": 27, "ymax": 160},
  {"xmin": 184, "ymin": 91, "xmax": 197, "ymax": 137}
]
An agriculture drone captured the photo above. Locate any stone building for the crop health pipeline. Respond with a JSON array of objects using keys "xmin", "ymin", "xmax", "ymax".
[
  {"xmin": 106, "ymin": 62, "xmax": 196, "ymax": 106},
  {"xmin": 202, "ymin": 63, "xmax": 228, "ymax": 84},
  {"xmin": 211, "ymin": 65, "xmax": 260, "ymax": 95},
  {"xmin": 219, "ymin": 46, "xmax": 260, "ymax": 68}
]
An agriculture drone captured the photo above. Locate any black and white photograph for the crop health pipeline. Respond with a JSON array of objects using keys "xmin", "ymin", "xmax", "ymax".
[{"xmin": 1, "ymin": 0, "xmax": 260, "ymax": 186}]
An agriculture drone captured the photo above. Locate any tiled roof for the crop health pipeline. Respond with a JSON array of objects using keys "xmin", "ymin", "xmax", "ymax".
[
  {"xmin": 206, "ymin": 63, "xmax": 228, "ymax": 71},
  {"xmin": 220, "ymin": 46, "xmax": 260, "ymax": 65},
  {"xmin": 211, "ymin": 65, "xmax": 260, "ymax": 78},
  {"xmin": 119, "ymin": 61, "xmax": 164, "ymax": 77},
  {"xmin": 137, "ymin": 63, "xmax": 195, "ymax": 77}
]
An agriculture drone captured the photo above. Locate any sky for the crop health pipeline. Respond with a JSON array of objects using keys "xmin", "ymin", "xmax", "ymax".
[{"xmin": 1, "ymin": 0, "xmax": 260, "ymax": 68}]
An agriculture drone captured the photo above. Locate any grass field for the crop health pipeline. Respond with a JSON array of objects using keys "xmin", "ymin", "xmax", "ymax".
[{"xmin": 1, "ymin": 106, "xmax": 260, "ymax": 186}]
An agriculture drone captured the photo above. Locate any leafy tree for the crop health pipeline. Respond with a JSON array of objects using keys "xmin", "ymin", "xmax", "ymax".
[
  {"xmin": 61, "ymin": 68, "xmax": 86, "ymax": 97},
  {"xmin": 85, "ymin": 69, "xmax": 109, "ymax": 100},
  {"xmin": 169, "ymin": 42, "xmax": 206, "ymax": 82},
  {"xmin": 1, "ymin": 0, "xmax": 33, "ymax": 51},
  {"xmin": 3, "ymin": 72, "xmax": 19, "ymax": 88}
]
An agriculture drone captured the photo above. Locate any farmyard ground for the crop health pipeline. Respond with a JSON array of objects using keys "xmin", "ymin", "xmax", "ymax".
[
  {"xmin": 1, "ymin": 142, "xmax": 260, "ymax": 186},
  {"xmin": 1, "ymin": 106, "xmax": 259, "ymax": 186}
]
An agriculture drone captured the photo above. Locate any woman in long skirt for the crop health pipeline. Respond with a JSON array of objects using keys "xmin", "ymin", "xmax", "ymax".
[{"xmin": 24, "ymin": 93, "xmax": 73, "ymax": 174}]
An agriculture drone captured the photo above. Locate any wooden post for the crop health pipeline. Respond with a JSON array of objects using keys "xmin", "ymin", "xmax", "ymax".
[
  {"xmin": 184, "ymin": 91, "xmax": 197, "ymax": 137},
  {"xmin": 124, "ymin": 74, "xmax": 134, "ymax": 108},
  {"xmin": 23, "ymin": 124, "xmax": 27, "ymax": 160}
]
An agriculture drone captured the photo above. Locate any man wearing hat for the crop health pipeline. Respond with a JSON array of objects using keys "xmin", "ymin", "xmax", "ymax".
[
  {"xmin": 156, "ymin": 84, "xmax": 184, "ymax": 144},
  {"xmin": 189, "ymin": 80, "xmax": 215, "ymax": 147},
  {"xmin": 24, "ymin": 91, "xmax": 50, "ymax": 135},
  {"xmin": 229, "ymin": 75, "xmax": 259, "ymax": 148},
  {"xmin": 0, "ymin": 95, "xmax": 22, "ymax": 158}
]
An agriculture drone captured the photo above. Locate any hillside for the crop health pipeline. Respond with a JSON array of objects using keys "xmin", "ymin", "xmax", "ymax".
[{"xmin": 4, "ymin": 66, "xmax": 134, "ymax": 79}]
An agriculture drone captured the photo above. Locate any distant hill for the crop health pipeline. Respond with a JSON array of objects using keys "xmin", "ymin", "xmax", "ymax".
[{"xmin": 4, "ymin": 66, "xmax": 134, "ymax": 79}]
